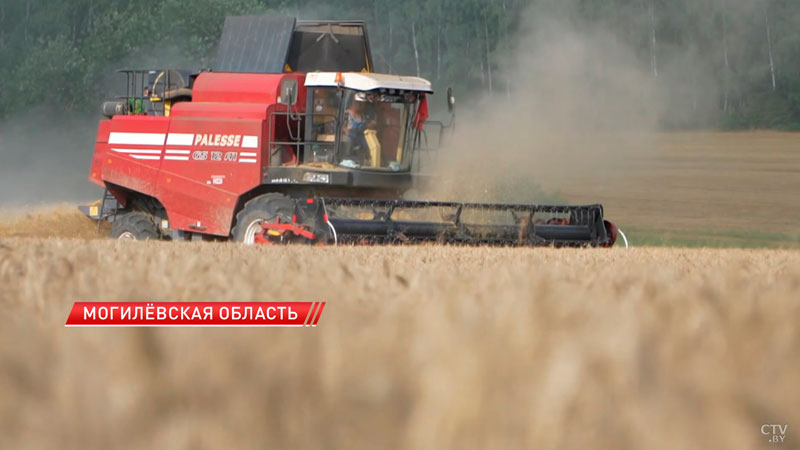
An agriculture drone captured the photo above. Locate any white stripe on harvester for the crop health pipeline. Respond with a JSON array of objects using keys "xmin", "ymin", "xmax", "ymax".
[
  {"xmin": 108, "ymin": 132, "xmax": 166, "ymax": 146},
  {"xmin": 240, "ymin": 152, "xmax": 257, "ymax": 157},
  {"xmin": 165, "ymin": 149, "xmax": 191, "ymax": 154},
  {"xmin": 239, "ymin": 158, "xmax": 257, "ymax": 163},
  {"xmin": 111, "ymin": 148, "xmax": 162, "ymax": 154},
  {"xmin": 166, "ymin": 133, "xmax": 194, "ymax": 146},
  {"xmin": 164, "ymin": 156, "xmax": 189, "ymax": 161},
  {"xmin": 241, "ymin": 136, "xmax": 258, "ymax": 148},
  {"xmin": 130, "ymin": 155, "xmax": 161, "ymax": 160}
]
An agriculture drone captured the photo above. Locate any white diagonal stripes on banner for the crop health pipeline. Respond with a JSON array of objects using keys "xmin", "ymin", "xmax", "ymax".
[{"xmin": 303, "ymin": 302, "xmax": 318, "ymax": 326}]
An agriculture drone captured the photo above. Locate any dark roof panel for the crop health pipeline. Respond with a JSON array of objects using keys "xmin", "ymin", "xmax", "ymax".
[{"xmin": 213, "ymin": 16, "xmax": 296, "ymax": 73}]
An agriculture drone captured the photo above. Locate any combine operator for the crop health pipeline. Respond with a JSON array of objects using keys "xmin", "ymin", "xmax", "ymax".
[{"xmin": 343, "ymin": 92, "xmax": 380, "ymax": 167}]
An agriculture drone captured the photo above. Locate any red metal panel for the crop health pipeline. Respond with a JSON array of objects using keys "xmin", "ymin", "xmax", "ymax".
[
  {"xmin": 102, "ymin": 148, "xmax": 161, "ymax": 196},
  {"xmin": 192, "ymin": 72, "xmax": 306, "ymax": 105},
  {"xmin": 88, "ymin": 72, "xmax": 312, "ymax": 237},
  {"xmin": 155, "ymin": 117, "xmax": 265, "ymax": 236},
  {"xmin": 154, "ymin": 171, "xmax": 239, "ymax": 236},
  {"xmin": 99, "ymin": 116, "xmax": 170, "ymax": 199},
  {"xmin": 170, "ymin": 103, "xmax": 269, "ymax": 120},
  {"xmin": 96, "ymin": 120, "xmax": 113, "ymax": 143},
  {"xmin": 110, "ymin": 114, "xmax": 173, "ymax": 127},
  {"xmin": 89, "ymin": 120, "xmax": 112, "ymax": 187}
]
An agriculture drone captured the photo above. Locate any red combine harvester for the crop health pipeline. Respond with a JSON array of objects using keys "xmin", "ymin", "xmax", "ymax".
[{"xmin": 81, "ymin": 16, "xmax": 618, "ymax": 247}]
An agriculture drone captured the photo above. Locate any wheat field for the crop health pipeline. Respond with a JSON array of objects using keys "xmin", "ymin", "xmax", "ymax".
[
  {"xmin": 1, "ymin": 131, "xmax": 799, "ymax": 449},
  {"xmin": 1, "ymin": 235, "xmax": 799, "ymax": 449}
]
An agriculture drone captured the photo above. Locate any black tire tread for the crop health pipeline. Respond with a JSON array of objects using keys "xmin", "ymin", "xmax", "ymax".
[{"xmin": 110, "ymin": 211, "xmax": 159, "ymax": 240}]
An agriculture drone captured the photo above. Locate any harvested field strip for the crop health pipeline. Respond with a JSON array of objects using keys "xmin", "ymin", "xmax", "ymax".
[
  {"xmin": 626, "ymin": 226, "xmax": 800, "ymax": 249},
  {"xmin": 536, "ymin": 131, "xmax": 800, "ymax": 235}
]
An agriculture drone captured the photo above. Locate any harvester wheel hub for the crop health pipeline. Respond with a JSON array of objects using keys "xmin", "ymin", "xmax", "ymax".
[{"xmin": 242, "ymin": 219, "xmax": 265, "ymax": 245}]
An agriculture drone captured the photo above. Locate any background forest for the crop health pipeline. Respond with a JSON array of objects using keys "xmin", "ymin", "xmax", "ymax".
[{"xmin": 0, "ymin": 0, "xmax": 799, "ymax": 129}]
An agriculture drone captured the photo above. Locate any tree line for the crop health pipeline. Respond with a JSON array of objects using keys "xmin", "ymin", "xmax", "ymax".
[{"xmin": 0, "ymin": 0, "xmax": 799, "ymax": 129}]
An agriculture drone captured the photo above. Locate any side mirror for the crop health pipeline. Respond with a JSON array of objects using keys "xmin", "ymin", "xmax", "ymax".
[
  {"xmin": 279, "ymin": 79, "xmax": 298, "ymax": 105},
  {"xmin": 446, "ymin": 87, "xmax": 455, "ymax": 114}
]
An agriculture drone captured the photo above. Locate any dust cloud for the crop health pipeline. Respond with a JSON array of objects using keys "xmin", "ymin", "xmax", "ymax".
[
  {"xmin": 0, "ymin": 45, "xmax": 199, "ymax": 210},
  {"xmin": 420, "ymin": 8, "xmax": 682, "ymax": 205},
  {"xmin": 0, "ymin": 110, "xmax": 102, "ymax": 208}
]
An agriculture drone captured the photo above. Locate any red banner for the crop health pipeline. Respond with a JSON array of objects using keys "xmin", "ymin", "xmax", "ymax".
[{"xmin": 65, "ymin": 302, "xmax": 325, "ymax": 327}]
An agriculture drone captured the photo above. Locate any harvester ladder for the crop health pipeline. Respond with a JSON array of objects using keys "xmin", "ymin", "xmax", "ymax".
[{"xmin": 97, "ymin": 188, "xmax": 118, "ymax": 232}]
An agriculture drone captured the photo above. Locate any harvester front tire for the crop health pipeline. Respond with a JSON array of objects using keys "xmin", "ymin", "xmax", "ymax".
[
  {"xmin": 110, "ymin": 212, "xmax": 159, "ymax": 241},
  {"xmin": 232, "ymin": 193, "xmax": 295, "ymax": 244}
]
